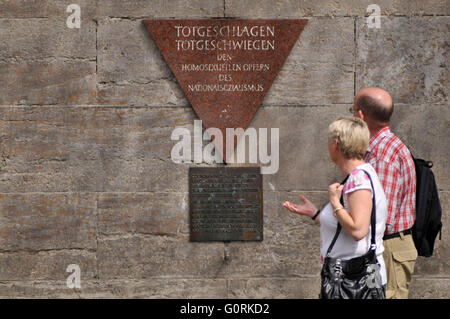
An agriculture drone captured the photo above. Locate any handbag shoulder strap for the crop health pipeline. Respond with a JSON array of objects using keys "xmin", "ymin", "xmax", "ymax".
[
  {"xmin": 326, "ymin": 169, "xmax": 377, "ymax": 257},
  {"xmin": 362, "ymin": 169, "xmax": 377, "ymax": 249}
]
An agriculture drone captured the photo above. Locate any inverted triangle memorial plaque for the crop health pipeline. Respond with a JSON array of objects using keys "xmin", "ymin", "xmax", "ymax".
[{"xmin": 143, "ymin": 19, "xmax": 308, "ymax": 162}]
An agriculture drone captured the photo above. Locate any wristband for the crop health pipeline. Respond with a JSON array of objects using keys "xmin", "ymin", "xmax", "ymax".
[{"xmin": 311, "ymin": 209, "xmax": 321, "ymax": 220}]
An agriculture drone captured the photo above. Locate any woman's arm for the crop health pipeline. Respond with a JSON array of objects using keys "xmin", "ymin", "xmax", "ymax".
[
  {"xmin": 329, "ymin": 183, "xmax": 372, "ymax": 241},
  {"xmin": 283, "ymin": 195, "xmax": 320, "ymax": 224}
]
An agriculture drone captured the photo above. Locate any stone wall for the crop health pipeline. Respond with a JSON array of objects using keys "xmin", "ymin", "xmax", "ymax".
[{"xmin": 0, "ymin": 0, "xmax": 448, "ymax": 298}]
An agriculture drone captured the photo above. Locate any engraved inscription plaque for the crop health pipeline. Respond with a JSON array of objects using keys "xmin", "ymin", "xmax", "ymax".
[
  {"xmin": 189, "ymin": 167, "xmax": 263, "ymax": 242},
  {"xmin": 143, "ymin": 19, "xmax": 307, "ymax": 161}
]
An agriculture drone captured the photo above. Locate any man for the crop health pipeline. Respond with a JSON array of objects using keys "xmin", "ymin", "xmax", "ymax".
[{"xmin": 352, "ymin": 87, "xmax": 418, "ymax": 299}]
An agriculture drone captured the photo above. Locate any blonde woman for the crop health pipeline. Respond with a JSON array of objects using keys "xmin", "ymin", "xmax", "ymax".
[{"xmin": 283, "ymin": 116, "xmax": 388, "ymax": 298}]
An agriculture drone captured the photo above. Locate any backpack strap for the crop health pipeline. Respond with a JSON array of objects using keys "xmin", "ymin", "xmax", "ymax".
[{"xmin": 326, "ymin": 169, "xmax": 376, "ymax": 257}]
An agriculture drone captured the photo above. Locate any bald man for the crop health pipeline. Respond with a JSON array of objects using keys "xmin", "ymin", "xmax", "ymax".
[{"xmin": 352, "ymin": 88, "xmax": 417, "ymax": 299}]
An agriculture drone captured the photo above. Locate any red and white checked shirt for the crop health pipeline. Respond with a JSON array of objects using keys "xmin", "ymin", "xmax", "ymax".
[{"xmin": 364, "ymin": 126, "xmax": 416, "ymax": 235}]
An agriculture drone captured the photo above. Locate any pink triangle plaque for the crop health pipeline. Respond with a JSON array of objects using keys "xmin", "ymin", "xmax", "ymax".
[{"xmin": 143, "ymin": 19, "xmax": 308, "ymax": 162}]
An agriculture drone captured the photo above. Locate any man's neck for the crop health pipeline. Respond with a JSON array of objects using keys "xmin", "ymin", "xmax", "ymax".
[{"xmin": 368, "ymin": 124, "xmax": 389, "ymax": 139}]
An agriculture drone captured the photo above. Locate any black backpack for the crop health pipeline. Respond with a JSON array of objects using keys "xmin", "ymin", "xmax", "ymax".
[{"xmin": 411, "ymin": 155, "xmax": 443, "ymax": 257}]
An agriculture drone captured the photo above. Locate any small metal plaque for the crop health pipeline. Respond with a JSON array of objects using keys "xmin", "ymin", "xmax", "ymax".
[{"xmin": 189, "ymin": 167, "xmax": 263, "ymax": 242}]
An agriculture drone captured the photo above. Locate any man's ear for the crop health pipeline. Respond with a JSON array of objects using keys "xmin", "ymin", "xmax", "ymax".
[{"xmin": 358, "ymin": 109, "xmax": 365, "ymax": 120}]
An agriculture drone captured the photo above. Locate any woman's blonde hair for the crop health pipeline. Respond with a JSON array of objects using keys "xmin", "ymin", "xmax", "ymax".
[{"xmin": 328, "ymin": 116, "xmax": 370, "ymax": 159}]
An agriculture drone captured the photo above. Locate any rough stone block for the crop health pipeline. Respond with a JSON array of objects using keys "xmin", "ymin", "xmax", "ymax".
[
  {"xmin": 0, "ymin": 250, "xmax": 97, "ymax": 281},
  {"xmin": 97, "ymin": 18, "xmax": 171, "ymax": 84},
  {"xmin": 0, "ymin": 0, "xmax": 98, "ymax": 19},
  {"xmin": 97, "ymin": 80, "xmax": 187, "ymax": 107},
  {"xmin": 225, "ymin": 0, "xmax": 450, "ymax": 17},
  {"xmin": 249, "ymin": 105, "xmax": 347, "ymax": 191},
  {"xmin": 97, "ymin": 192, "xmax": 188, "ymax": 236},
  {"xmin": 265, "ymin": 62, "xmax": 354, "ymax": 105},
  {"xmin": 228, "ymin": 277, "xmax": 320, "ymax": 298},
  {"xmin": 0, "ymin": 106, "xmax": 195, "ymax": 192},
  {"xmin": 97, "ymin": 235, "xmax": 225, "ymax": 279},
  {"xmin": 0, "ymin": 281, "xmax": 83, "ymax": 299},
  {"xmin": 356, "ymin": 16, "xmax": 449, "ymax": 104},
  {"xmin": 0, "ymin": 18, "xmax": 96, "ymax": 61},
  {"xmin": 409, "ymin": 277, "xmax": 450, "ymax": 299},
  {"xmin": 97, "ymin": 236, "xmax": 143, "ymax": 279},
  {"xmin": 96, "ymin": 0, "xmax": 224, "ymax": 18},
  {"xmin": 264, "ymin": 17, "xmax": 354, "ymax": 105},
  {"xmin": 96, "ymin": 18, "xmax": 188, "ymax": 106},
  {"xmin": 389, "ymin": 104, "xmax": 449, "ymax": 189},
  {"xmin": 0, "ymin": 60, "xmax": 96, "ymax": 105},
  {"xmin": 140, "ymin": 236, "xmax": 226, "ymax": 279},
  {"xmin": 0, "ymin": 278, "xmax": 228, "ymax": 298},
  {"xmin": 222, "ymin": 239, "xmax": 321, "ymax": 279},
  {"xmin": 0, "ymin": 193, "xmax": 97, "ymax": 251},
  {"xmin": 122, "ymin": 278, "xmax": 227, "ymax": 298}
]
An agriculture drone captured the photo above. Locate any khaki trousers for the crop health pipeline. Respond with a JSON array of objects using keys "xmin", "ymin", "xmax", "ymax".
[{"xmin": 383, "ymin": 233, "xmax": 418, "ymax": 299}]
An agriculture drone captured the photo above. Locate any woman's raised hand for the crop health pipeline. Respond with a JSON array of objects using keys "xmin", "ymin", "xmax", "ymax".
[{"xmin": 283, "ymin": 195, "xmax": 317, "ymax": 218}]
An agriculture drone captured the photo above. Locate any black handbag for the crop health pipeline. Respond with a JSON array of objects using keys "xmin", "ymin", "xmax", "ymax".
[{"xmin": 320, "ymin": 170, "xmax": 385, "ymax": 299}]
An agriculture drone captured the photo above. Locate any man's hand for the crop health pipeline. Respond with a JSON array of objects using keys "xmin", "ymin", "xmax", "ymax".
[{"xmin": 283, "ymin": 195, "xmax": 318, "ymax": 218}]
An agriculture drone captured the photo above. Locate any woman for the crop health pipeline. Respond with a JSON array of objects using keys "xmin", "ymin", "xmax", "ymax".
[{"xmin": 283, "ymin": 116, "xmax": 388, "ymax": 297}]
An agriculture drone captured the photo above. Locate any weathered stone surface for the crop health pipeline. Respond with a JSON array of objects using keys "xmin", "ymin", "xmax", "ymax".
[
  {"xmin": 264, "ymin": 17, "xmax": 354, "ymax": 105},
  {"xmin": 252, "ymin": 105, "xmax": 346, "ymax": 191},
  {"xmin": 0, "ymin": 16, "xmax": 97, "ymax": 106},
  {"xmin": 97, "ymin": 82, "xmax": 187, "ymax": 106},
  {"xmin": 2, "ymin": 0, "xmax": 448, "ymax": 19},
  {"xmin": 123, "ymin": 278, "xmax": 227, "ymax": 299},
  {"xmin": 225, "ymin": 0, "xmax": 450, "ymax": 17},
  {"xmin": 97, "ymin": 235, "xmax": 225, "ymax": 279},
  {"xmin": 0, "ymin": 60, "xmax": 96, "ymax": 105},
  {"xmin": 0, "ymin": 278, "xmax": 227, "ymax": 298},
  {"xmin": 96, "ymin": 236, "xmax": 142, "ymax": 279},
  {"xmin": 97, "ymin": 19, "xmax": 171, "ymax": 84},
  {"xmin": 0, "ymin": 0, "xmax": 224, "ymax": 20},
  {"xmin": 356, "ymin": 16, "xmax": 449, "ymax": 104},
  {"xmin": 389, "ymin": 104, "xmax": 450, "ymax": 189},
  {"xmin": 0, "ymin": 0, "xmax": 98, "ymax": 19},
  {"xmin": 0, "ymin": 18, "xmax": 96, "ymax": 61},
  {"xmin": 409, "ymin": 277, "xmax": 450, "ymax": 299},
  {"xmin": 97, "ymin": 192, "xmax": 188, "ymax": 236},
  {"xmin": 96, "ymin": 18, "xmax": 187, "ymax": 106},
  {"xmin": 0, "ymin": 193, "xmax": 97, "ymax": 251},
  {"xmin": 0, "ymin": 106, "xmax": 194, "ymax": 192},
  {"xmin": 0, "ymin": 250, "xmax": 97, "ymax": 281},
  {"xmin": 228, "ymin": 277, "xmax": 320, "ymax": 298},
  {"xmin": 97, "ymin": 0, "xmax": 224, "ymax": 18},
  {"xmin": 0, "ymin": 0, "xmax": 448, "ymax": 300},
  {"xmin": 140, "ymin": 236, "xmax": 225, "ymax": 278}
]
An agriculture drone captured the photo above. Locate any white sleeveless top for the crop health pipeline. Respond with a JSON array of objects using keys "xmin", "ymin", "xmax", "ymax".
[{"xmin": 319, "ymin": 163, "xmax": 388, "ymax": 285}]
